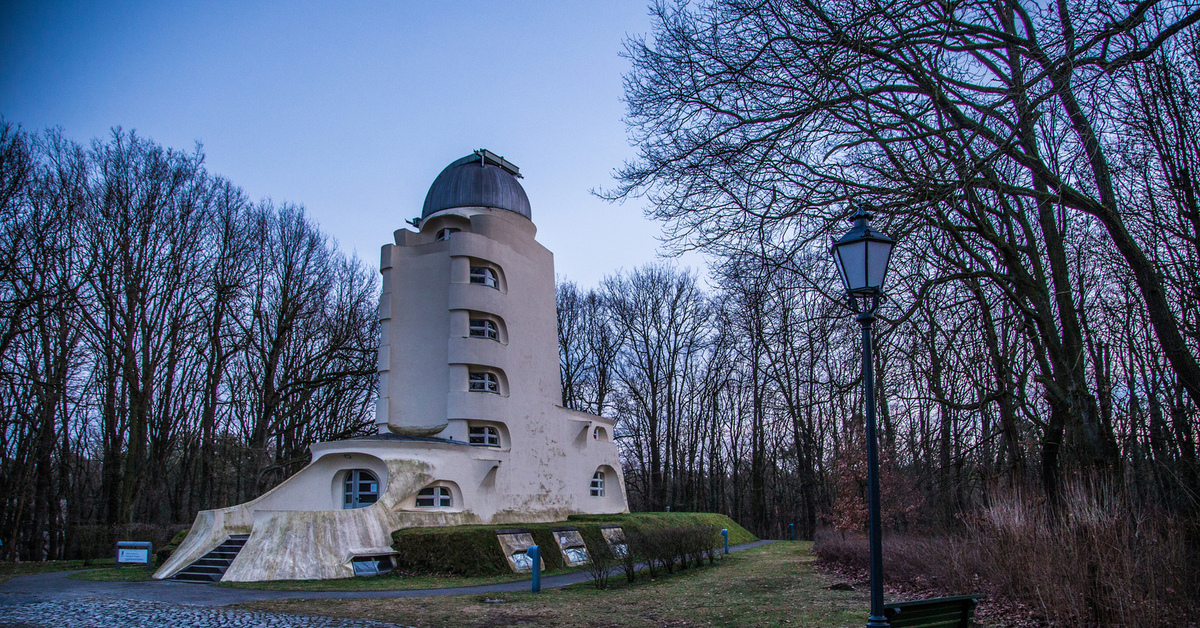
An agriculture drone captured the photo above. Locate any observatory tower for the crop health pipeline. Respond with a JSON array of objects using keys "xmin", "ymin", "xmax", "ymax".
[{"xmin": 155, "ymin": 150, "xmax": 628, "ymax": 582}]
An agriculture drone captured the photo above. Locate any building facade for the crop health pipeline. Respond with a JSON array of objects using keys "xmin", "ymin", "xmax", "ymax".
[{"xmin": 154, "ymin": 150, "xmax": 628, "ymax": 582}]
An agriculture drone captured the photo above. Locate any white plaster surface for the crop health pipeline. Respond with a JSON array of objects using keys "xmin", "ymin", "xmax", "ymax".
[{"xmin": 157, "ymin": 161, "xmax": 628, "ymax": 582}]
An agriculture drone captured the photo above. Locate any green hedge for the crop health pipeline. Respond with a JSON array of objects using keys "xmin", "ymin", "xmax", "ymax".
[
  {"xmin": 156, "ymin": 528, "xmax": 191, "ymax": 564},
  {"xmin": 569, "ymin": 512, "xmax": 758, "ymax": 545},
  {"xmin": 389, "ymin": 527, "xmax": 510, "ymax": 577},
  {"xmin": 390, "ymin": 512, "xmax": 756, "ymax": 576},
  {"xmin": 390, "ymin": 522, "xmax": 596, "ymax": 576},
  {"xmin": 66, "ymin": 523, "xmax": 191, "ymax": 562}
]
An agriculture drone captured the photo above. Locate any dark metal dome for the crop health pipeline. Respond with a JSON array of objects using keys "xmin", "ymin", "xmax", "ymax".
[{"xmin": 421, "ymin": 150, "xmax": 531, "ymax": 220}]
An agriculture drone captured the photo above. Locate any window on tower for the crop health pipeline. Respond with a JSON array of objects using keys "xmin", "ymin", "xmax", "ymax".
[
  {"xmin": 469, "ymin": 372, "xmax": 500, "ymax": 393},
  {"xmin": 470, "ymin": 266, "xmax": 498, "ymax": 288},
  {"xmin": 436, "ymin": 227, "xmax": 461, "ymax": 241},
  {"xmin": 469, "ymin": 425, "xmax": 501, "ymax": 447},
  {"xmin": 469, "ymin": 319, "xmax": 499, "ymax": 340}
]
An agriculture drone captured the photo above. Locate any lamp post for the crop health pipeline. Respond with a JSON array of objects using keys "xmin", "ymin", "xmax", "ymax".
[{"xmin": 831, "ymin": 206, "xmax": 894, "ymax": 628}]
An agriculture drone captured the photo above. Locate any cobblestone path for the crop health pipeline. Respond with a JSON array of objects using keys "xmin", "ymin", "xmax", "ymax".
[{"xmin": 0, "ymin": 599, "xmax": 411, "ymax": 628}]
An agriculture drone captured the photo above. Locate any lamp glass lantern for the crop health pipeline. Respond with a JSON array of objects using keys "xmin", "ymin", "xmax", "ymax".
[{"xmin": 831, "ymin": 208, "xmax": 894, "ymax": 297}]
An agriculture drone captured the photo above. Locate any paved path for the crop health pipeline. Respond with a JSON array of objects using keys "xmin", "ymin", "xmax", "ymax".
[
  {"xmin": 0, "ymin": 541, "xmax": 775, "ymax": 627},
  {"xmin": 0, "ymin": 599, "xmax": 410, "ymax": 628}
]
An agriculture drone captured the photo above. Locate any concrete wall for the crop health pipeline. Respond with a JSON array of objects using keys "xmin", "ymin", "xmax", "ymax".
[
  {"xmin": 158, "ymin": 194, "xmax": 628, "ymax": 582},
  {"xmin": 375, "ymin": 205, "xmax": 628, "ymax": 519}
]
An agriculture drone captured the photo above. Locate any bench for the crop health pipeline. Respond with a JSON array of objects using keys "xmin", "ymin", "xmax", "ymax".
[{"xmin": 882, "ymin": 594, "xmax": 984, "ymax": 628}]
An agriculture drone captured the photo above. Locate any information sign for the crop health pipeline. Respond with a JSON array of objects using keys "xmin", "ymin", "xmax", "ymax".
[
  {"xmin": 118, "ymin": 548, "xmax": 149, "ymax": 564},
  {"xmin": 116, "ymin": 541, "xmax": 153, "ymax": 567}
]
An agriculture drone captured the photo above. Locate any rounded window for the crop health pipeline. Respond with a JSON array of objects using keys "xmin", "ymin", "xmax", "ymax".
[
  {"xmin": 590, "ymin": 470, "xmax": 606, "ymax": 497},
  {"xmin": 469, "ymin": 425, "xmax": 501, "ymax": 447},
  {"xmin": 469, "ymin": 319, "xmax": 499, "ymax": 340},
  {"xmin": 416, "ymin": 486, "xmax": 453, "ymax": 508},
  {"xmin": 469, "ymin": 371, "xmax": 500, "ymax": 393},
  {"xmin": 470, "ymin": 266, "xmax": 499, "ymax": 288},
  {"xmin": 344, "ymin": 469, "xmax": 380, "ymax": 509}
]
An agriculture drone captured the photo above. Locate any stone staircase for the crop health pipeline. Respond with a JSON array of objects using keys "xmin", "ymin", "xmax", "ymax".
[{"xmin": 171, "ymin": 534, "xmax": 249, "ymax": 582}]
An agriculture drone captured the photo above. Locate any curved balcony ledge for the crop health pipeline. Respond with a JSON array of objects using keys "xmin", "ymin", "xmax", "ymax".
[
  {"xmin": 446, "ymin": 391, "xmax": 516, "ymax": 422},
  {"xmin": 448, "ymin": 283, "xmax": 507, "ymax": 316},
  {"xmin": 447, "ymin": 336, "xmax": 508, "ymax": 370}
]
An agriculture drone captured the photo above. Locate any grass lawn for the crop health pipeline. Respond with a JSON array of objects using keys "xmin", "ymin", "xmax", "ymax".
[
  {"xmin": 238, "ymin": 542, "xmax": 876, "ymax": 628},
  {"xmin": 218, "ymin": 570, "xmax": 537, "ymax": 592},
  {"xmin": 67, "ymin": 566, "xmax": 158, "ymax": 582},
  {"xmin": 0, "ymin": 558, "xmax": 117, "ymax": 583}
]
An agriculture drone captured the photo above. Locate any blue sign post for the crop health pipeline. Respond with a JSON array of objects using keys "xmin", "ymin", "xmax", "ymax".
[
  {"xmin": 528, "ymin": 545, "xmax": 540, "ymax": 593},
  {"xmin": 789, "ymin": 523, "xmax": 795, "ymax": 540},
  {"xmin": 721, "ymin": 529, "xmax": 729, "ymax": 554}
]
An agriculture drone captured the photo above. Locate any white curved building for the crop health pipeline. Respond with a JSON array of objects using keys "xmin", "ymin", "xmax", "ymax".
[{"xmin": 155, "ymin": 150, "xmax": 628, "ymax": 582}]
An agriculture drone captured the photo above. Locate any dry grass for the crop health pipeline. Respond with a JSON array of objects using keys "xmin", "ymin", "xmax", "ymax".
[
  {"xmin": 238, "ymin": 542, "xmax": 879, "ymax": 628},
  {"xmin": 964, "ymin": 485, "xmax": 1196, "ymax": 627},
  {"xmin": 816, "ymin": 481, "xmax": 1200, "ymax": 627}
]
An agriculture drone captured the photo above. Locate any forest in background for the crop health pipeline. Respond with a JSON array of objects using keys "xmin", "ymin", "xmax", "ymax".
[
  {"xmin": 592, "ymin": 0, "xmax": 1200, "ymax": 528},
  {"xmin": 592, "ymin": 0, "xmax": 1200, "ymax": 623},
  {"xmin": 0, "ymin": 125, "xmax": 379, "ymax": 560}
]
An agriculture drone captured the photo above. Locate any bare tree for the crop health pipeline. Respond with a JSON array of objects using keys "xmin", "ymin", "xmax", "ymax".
[
  {"xmin": 0, "ymin": 125, "xmax": 380, "ymax": 559},
  {"xmin": 603, "ymin": 265, "xmax": 710, "ymax": 511},
  {"xmin": 609, "ymin": 0, "xmax": 1200, "ymax": 502}
]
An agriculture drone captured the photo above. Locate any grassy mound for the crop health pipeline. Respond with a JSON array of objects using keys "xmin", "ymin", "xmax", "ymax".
[
  {"xmin": 390, "ymin": 526, "xmax": 511, "ymax": 577},
  {"xmin": 156, "ymin": 527, "xmax": 190, "ymax": 564},
  {"xmin": 390, "ymin": 512, "xmax": 756, "ymax": 577},
  {"xmin": 390, "ymin": 521, "xmax": 602, "ymax": 576},
  {"xmin": 568, "ymin": 512, "xmax": 756, "ymax": 545}
]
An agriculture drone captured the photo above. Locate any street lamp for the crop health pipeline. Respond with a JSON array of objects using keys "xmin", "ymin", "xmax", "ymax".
[{"xmin": 831, "ymin": 205, "xmax": 894, "ymax": 628}]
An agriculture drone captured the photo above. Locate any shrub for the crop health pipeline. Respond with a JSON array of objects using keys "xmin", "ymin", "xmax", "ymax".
[
  {"xmin": 700, "ymin": 525, "xmax": 719, "ymax": 565},
  {"xmin": 650, "ymin": 528, "xmax": 676, "ymax": 574},
  {"xmin": 569, "ymin": 512, "xmax": 756, "ymax": 545},
  {"xmin": 388, "ymin": 513, "xmax": 753, "ymax": 579},
  {"xmin": 66, "ymin": 523, "xmax": 190, "ymax": 563},
  {"xmin": 690, "ymin": 524, "xmax": 718, "ymax": 567},
  {"xmin": 584, "ymin": 549, "xmax": 613, "ymax": 589},
  {"xmin": 624, "ymin": 524, "xmax": 723, "ymax": 577},
  {"xmin": 618, "ymin": 530, "xmax": 639, "ymax": 583},
  {"xmin": 963, "ymin": 484, "xmax": 1196, "ymax": 627},
  {"xmin": 814, "ymin": 481, "xmax": 1200, "ymax": 627},
  {"xmin": 579, "ymin": 525, "xmax": 614, "ymax": 561},
  {"xmin": 627, "ymin": 528, "xmax": 664, "ymax": 577},
  {"xmin": 156, "ymin": 528, "xmax": 191, "ymax": 564},
  {"xmin": 529, "ymin": 528, "xmax": 564, "ymax": 571},
  {"xmin": 391, "ymin": 521, "xmax": 611, "ymax": 577},
  {"xmin": 390, "ymin": 528, "xmax": 509, "ymax": 577}
]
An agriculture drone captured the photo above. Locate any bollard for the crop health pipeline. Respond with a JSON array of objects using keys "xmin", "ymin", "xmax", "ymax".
[
  {"xmin": 528, "ymin": 545, "xmax": 540, "ymax": 593},
  {"xmin": 789, "ymin": 523, "xmax": 794, "ymax": 541},
  {"xmin": 721, "ymin": 528, "xmax": 729, "ymax": 554}
]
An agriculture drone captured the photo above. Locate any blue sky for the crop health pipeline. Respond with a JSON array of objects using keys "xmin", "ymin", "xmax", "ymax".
[{"xmin": 1, "ymin": 1, "xmax": 705, "ymax": 288}]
